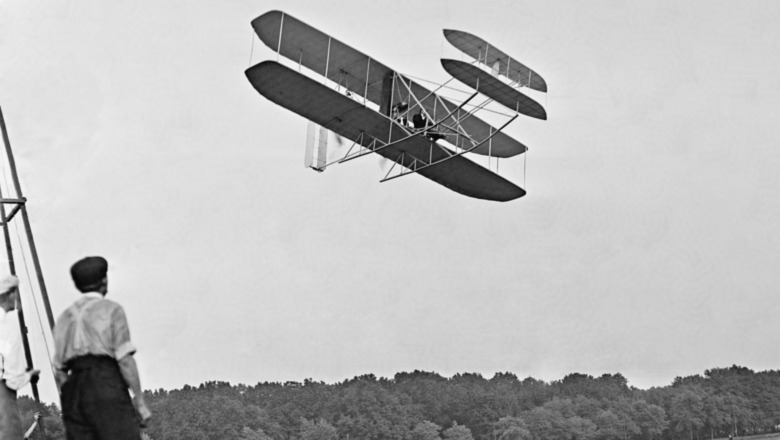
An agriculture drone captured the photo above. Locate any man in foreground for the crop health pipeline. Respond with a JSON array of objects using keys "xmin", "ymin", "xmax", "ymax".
[
  {"xmin": 53, "ymin": 256, "xmax": 151, "ymax": 440},
  {"xmin": 0, "ymin": 275, "xmax": 40, "ymax": 439}
]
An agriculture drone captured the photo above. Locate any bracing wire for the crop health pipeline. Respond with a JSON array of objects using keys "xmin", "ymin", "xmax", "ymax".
[
  {"xmin": 403, "ymin": 73, "xmax": 516, "ymax": 118},
  {"xmin": 404, "ymin": 73, "xmax": 473, "ymax": 96}
]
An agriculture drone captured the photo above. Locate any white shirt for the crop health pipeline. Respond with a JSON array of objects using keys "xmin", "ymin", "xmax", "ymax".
[
  {"xmin": 0, "ymin": 308, "xmax": 32, "ymax": 390},
  {"xmin": 53, "ymin": 292, "xmax": 136, "ymax": 371}
]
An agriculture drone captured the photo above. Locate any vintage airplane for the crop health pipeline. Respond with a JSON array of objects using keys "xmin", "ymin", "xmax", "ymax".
[{"xmin": 245, "ymin": 10, "xmax": 547, "ymax": 202}]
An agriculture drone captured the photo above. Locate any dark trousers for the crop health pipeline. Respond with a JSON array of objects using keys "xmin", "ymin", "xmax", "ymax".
[
  {"xmin": 61, "ymin": 355, "xmax": 141, "ymax": 440},
  {"xmin": 0, "ymin": 380, "xmax": 22, "ymax": 439}
]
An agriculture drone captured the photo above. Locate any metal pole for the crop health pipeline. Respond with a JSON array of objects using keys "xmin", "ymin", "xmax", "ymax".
[{"xmin": 0, "ymin": 106, "xmax": 54, "ymax": 330}]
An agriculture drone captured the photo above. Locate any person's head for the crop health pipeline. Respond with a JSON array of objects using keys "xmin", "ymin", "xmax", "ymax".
[
  {"xmin": 0, "ymin": 275, "xmax": 19, "ymax": 312},
  {"xmin": 70, "ymin": 256, "xmax": 109, "ymax": 294}
]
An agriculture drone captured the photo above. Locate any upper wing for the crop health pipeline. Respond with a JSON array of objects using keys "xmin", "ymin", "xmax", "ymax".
[
  {"xmin": 252, "ymin": 10, "xmax": 392, "ymax": 105},
  {"xmin": 251, "ymin": 10, "xmax": 527, "ymax": 158},
  {"xmin": 245, "ymin": 61, "xmax": 526, "ymax": 202},
  {"xmin": 444, "ymin": 29, "xmax": 547, "ymax": 93}
]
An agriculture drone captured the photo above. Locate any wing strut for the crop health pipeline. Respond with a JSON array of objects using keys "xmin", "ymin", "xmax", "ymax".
[
  {"xmin": 364, "ymin": 58, "xmax": 371, "ymax": 106},
  {"xmin": 275, "ymin": 12, "xmax": 285, "ymax": 58},
  {"xmin": 324, "ymin": 37, "xmax": 331, "ymax": 78}
]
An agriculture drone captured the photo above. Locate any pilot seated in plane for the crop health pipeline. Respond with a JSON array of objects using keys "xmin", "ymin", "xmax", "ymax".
[
  {"xmin": 392, "ymin": 101, "xmax": 409, "ymax": 126},
  {"xmin": 412, "ymin": 112, "xmax": 445, "ymax": 141},
  {"xmin": 412, "ymin": 112, "xmax": 426, "ymax": 129}
]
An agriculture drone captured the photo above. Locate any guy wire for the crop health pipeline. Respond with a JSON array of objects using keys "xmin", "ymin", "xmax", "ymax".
[{"xmin": 13, "ymin": 218, "xmax": 54, "ymax": 374}]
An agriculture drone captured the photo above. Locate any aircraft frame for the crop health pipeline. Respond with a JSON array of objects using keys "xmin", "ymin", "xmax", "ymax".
[{"xmin": 245, "ymin": 10, "xmax": 548, "ymax": 202}]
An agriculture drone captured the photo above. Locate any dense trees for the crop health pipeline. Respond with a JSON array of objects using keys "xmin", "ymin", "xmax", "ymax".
[
  {"xmin": 16, "ymin": 395, "xmax": 65, "ymax": 439},
  {"xmin": 412, "ymin": 421, "xmax": 443, "ymax": 440},
  {"xmin": 19, "ymin": 365, "xmax": 780, "ymax": 440}
]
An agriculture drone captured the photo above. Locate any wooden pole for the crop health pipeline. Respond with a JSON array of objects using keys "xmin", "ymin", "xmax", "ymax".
[
  {"xmin": 0, "ymin": 105, "xmax": 51, "ymax": 402},
  {"xmin": 0, "ymin": 182, "xmax": 38, "ymax": 402},
  {"xmin": 0, "ymin": 106, "xmax": 53, "ymax": 330}
]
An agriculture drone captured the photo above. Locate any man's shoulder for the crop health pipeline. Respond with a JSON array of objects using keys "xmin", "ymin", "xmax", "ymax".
[
  {"xmin": 88, "ymin": 297, "xmax": 125, "ymax": 314},
  {"xmin": 94, "ymin": 296, "xmax": 122, "ymax": 307},
  {"xmin": 56, "ymin": 295, "xmax": 124, "ymax": 320}
]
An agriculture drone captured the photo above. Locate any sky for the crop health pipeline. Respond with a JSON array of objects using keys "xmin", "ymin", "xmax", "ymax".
[{"xmin": 1, "ymin": 1, "xmax": 779, "ymax": 405}]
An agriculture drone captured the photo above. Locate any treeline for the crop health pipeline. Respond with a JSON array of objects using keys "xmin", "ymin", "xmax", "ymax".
[{"xmin": 17, "ymin": 365, "xmax": 780, "ymax": 440}]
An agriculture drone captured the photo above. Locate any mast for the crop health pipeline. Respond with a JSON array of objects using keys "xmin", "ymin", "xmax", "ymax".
[{"xmin": 0, "ymin": 105, "xmax": 54, "ymax": 402}]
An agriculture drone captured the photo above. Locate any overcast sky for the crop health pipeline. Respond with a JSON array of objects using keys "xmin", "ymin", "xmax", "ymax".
[{"xmin": 1, "ymin": 0, "xmax": 779, "ymax": 405}]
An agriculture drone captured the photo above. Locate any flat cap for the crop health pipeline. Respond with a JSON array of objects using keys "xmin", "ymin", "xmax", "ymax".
[
  {"xmin": 0, "ymin": 275, "xmax": 19, "ymax": 294},
  {"xmin": 70, "ymin": 256, "xmax": 108, "ymax": 290}
]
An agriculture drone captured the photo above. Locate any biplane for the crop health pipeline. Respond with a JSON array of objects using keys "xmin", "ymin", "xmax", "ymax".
[{"xmin": 245, "ymin": 10, "xmax": 547, "ymax": 202}]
